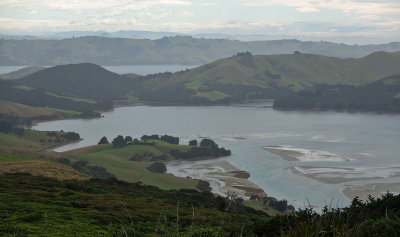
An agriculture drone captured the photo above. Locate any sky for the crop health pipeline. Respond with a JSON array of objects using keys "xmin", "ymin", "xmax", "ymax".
[{"xmin": 0, "ymin": 0, "xmax": 399, "ymax": 44}]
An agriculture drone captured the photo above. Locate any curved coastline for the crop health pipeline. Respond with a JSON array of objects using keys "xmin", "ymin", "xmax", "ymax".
[{"xmin": 166, "ymin": 158, "xmax": 267, "ymax": 199}]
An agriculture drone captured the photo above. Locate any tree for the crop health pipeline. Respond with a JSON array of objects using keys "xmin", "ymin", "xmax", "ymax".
[
  {"xmin": 199, "ymin": 138, "xmax": 216, "ymax": 148},
  {"xmin": 0, "ymin": 121, "xmax": 12, "ymax": 133},
  {"xmin": 146, "ymin": 162, "xmax": 167, "ymax": 173},
  {"xmin": 125, "ymin": 136, "xmax": 132, "ymax": 143},
  {"xmin": 98, "ymin": 136, "xmax": 109, "ymax": 144},
  {"xmin": 189, "ymin": 140, "xmax": 198, "ymax": 146},
  {"xmin": 112, "ymin": 135, "xmax": 127, "ymax": 148}
]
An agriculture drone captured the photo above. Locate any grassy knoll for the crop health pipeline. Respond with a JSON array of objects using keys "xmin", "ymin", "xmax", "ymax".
[
  {"xmin": 64, "ymin": 141, "xmax": 198, "ymax": 190},
  {"xmin": 0, "ymin": 100, "xmax": 54, "ymax": 118},
  {"xmin": 0, "ymin": 129, "xmax": 80, "ymax": 152}
]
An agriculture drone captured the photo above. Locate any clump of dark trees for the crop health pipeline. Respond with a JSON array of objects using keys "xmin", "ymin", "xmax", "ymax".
[
  {"xmin": 146, "ymin": 162, "xmax": 167, "ymax": 173},
  {"xmin": 195, "ymin": 180, "xmax": 212, "ymax": 192},
  {"xmin": 101, "ymin": 134, "xmax": 182, "ymax": 149},
  {"xmin": 56, "ymin": 158, "xmax": 114, "ymax": 179},
  {"xmin": 170, "ymin": 138, "xmax": 231, "ymax": 160},
  {"xmin": 141, "ymin": 134, "xmax": 179, "ymax": 144},
  {"xmin": 250, "ymin": 195, "xmax": 294, "ymax": 212},
  {"xmin": 0, "ymin": 120, "xmax": 13, "ymax": 133}
]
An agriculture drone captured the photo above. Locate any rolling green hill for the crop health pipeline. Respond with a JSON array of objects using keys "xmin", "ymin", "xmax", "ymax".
[
  {"xmin": 134, "ymin": 51, "xmax": 400, "ymax": 104},
  {"xmin": 0, "ymin": 80, "xmax": 106, "ymax": 120},
  {"xmin": 1, "ymin": 36, "xmax": 399, "ymax": 65},
  {"xmin": 16, "ymin": 63, "xmax": 135, "ymax": 100},
  {"xmin": 7, "ymin": 51, "xmax": 400, "ymax": 108}
]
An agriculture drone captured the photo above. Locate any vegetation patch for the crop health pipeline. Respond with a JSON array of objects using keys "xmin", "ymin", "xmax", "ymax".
[
  {"xmin": 193, "ymin": 91, "xmax": 230, "ymax": 101},
  {"xmin": 12, "ymin": 85, "xmax": 34, "ymax": 91},
  {"xmin": 44, "ymin": 91, "xmax": 96, "ymax": 104},
  {"xmin": 0, "ymin": 173, "xmax": 267, "ymax": 236}
]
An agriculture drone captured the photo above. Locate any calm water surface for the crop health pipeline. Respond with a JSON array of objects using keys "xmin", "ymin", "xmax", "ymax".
[{"xmin": 33, "ymin": 105, "xmax": 400, "ymax": 208}]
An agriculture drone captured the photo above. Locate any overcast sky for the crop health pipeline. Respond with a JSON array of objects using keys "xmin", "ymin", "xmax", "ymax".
[{"xmin": 0, "ymin": 0, "xmax": 399, "ymax": 44}]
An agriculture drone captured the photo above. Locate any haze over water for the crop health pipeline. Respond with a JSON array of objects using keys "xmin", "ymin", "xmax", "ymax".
[{"xmin": 33, "ymin": 104, "xmax": 400, "ymax": 209}]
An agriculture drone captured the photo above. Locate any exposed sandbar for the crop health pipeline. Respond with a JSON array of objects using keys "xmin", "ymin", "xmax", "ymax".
[
  {"xmin": 262, "ymin": 146, "xmax": 300, "ymax": 161},
  {"xmin": 343, "ymin": 183, "xmax": 400, "ymax": 201}
]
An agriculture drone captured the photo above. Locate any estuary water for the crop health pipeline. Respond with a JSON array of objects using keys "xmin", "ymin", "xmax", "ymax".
[{"xmin": 33, "ymin": 104, "xmax": 400, "ymax": 209}]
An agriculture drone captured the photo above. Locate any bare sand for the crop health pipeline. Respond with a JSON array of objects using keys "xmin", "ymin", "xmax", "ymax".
[
  {"xmin": 262, "ymin": 146, "xmax": 301, "ymax": 161},
  {"xmin": 167, "ymin": 159, "xmax": 266, "ymax": 198},
  {"xmin": 287, "ymin": 166, "xmax": 400, "ymax": 202},
  {"xmin": 343, "ymin": 183, "xmax": 400, "ymax": 201},
  {"xmin": 288, "ymin": 166, "xmax": 383, "ymax": 184}
]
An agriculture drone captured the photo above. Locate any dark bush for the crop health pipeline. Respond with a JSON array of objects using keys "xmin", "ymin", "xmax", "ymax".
[
  {"xmin": 98, "ymin": 136, "xmax": 109, "ymax": 144},
  {"xmin": 146, "ymin": 162, "xmax": 167, "ymax": 173}
]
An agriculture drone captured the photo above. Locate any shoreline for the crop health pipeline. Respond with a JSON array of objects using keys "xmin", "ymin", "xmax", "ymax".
[{"xmin": 166, "ymin": 159, "xmax": 267, "ymax": 199}]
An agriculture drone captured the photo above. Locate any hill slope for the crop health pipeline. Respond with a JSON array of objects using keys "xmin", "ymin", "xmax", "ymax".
[
  {"xmin": 273, "ymin": 74, "xmax": 400, "ymax": 112},
  {"xmin": 1, "ymin": 36, "xmax": 400, "ymax": 65},
  {"xmin": 0, "ymin": 80, "xmax": 107, "ymax": 119},
  {"xmin": 16, "ymin": 63, "xmax": 135, "ymax": 100},
  {"xmin": 134, "ymin": 51, "xmax": 400, "ymax": 104}
]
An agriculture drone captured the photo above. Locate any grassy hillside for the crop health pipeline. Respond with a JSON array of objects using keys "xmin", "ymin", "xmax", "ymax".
[
  {"xmin": 0, "ymin": 128, "xmax": 81, "ymax": 152},
  {"xmin": 63, "ymin": 140, "xmax": 199, "ymax": 190},
  {"xmin": 0, "ymin": 100, "xmax": 54, "ymax": 118},
  {"xmin": 16, "ymin": 63, "xmax": 135, "ymax": 100},
  {"xmin": 274, "ymin": 74, "xmax": 400, "ymax": 112},
  {"xmin": 135, "ymin": 51, "xmax": 400, "ymax": 104},
  {"xmin": 0, "ymin": 79, "xmax": 108, "ymax": 118},
  {"xmin": 1, "ymin": 36, "xmax": 400, "ymax": 65}
]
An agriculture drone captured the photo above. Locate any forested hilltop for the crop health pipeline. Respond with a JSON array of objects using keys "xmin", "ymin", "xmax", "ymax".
[
  {"xmin": 1, "ymin": 36, "xmax": 400, "ymax": 65},
  {"xmin": 274, "ymin": 74, "xmax": 400, "ymax": 112}
]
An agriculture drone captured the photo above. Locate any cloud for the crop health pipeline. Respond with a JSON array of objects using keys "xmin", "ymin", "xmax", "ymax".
[
  {"xmin": 243, "ymin": 0, "xmax": 400, "ymax": 15},
  {"xmin": 296, "ymin": 7, "xmax": 320, "ymax": 13},
  {"xmin": 0, "ymin": 0, "xmax": 192, "ymax": 12}
]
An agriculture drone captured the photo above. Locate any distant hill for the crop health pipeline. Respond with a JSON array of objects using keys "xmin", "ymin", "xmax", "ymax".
[
  {"xmin": 0, "ymin": 79, "xmax": 109, "ymax": 117},
  {"xmin": 133, "ymin": 51, "xmax": 400, "ymax": 104},
  {"xmin": 5, "ymin": 52, "xmax": 400, "ymax": 111},
  {"xmin": 16, "ymin": 63, "xmax": 135, "ymax": 100},
  {"xmin": 0, "ymin": 100, "xmax": 54, "ymax": 118},
  {"xmin": 0, "ymin": 66, "xmax": 45, "ymax": 80},
  {"xmin": 1, "ymin": 36, "xmax": 399, "ymax": 65},
  {"xmin": 273, "ymin": 74, "xmax": 400, "ymax": 112}
]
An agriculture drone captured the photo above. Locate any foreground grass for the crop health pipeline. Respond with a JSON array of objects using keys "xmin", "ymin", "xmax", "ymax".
[
  {"xmin": 0, "ymin": 173, "xmax": 266, "ymax": 236},
  {"xmin": 1, "ymin": 173, "xmax": 399, "ymax": 236}
]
